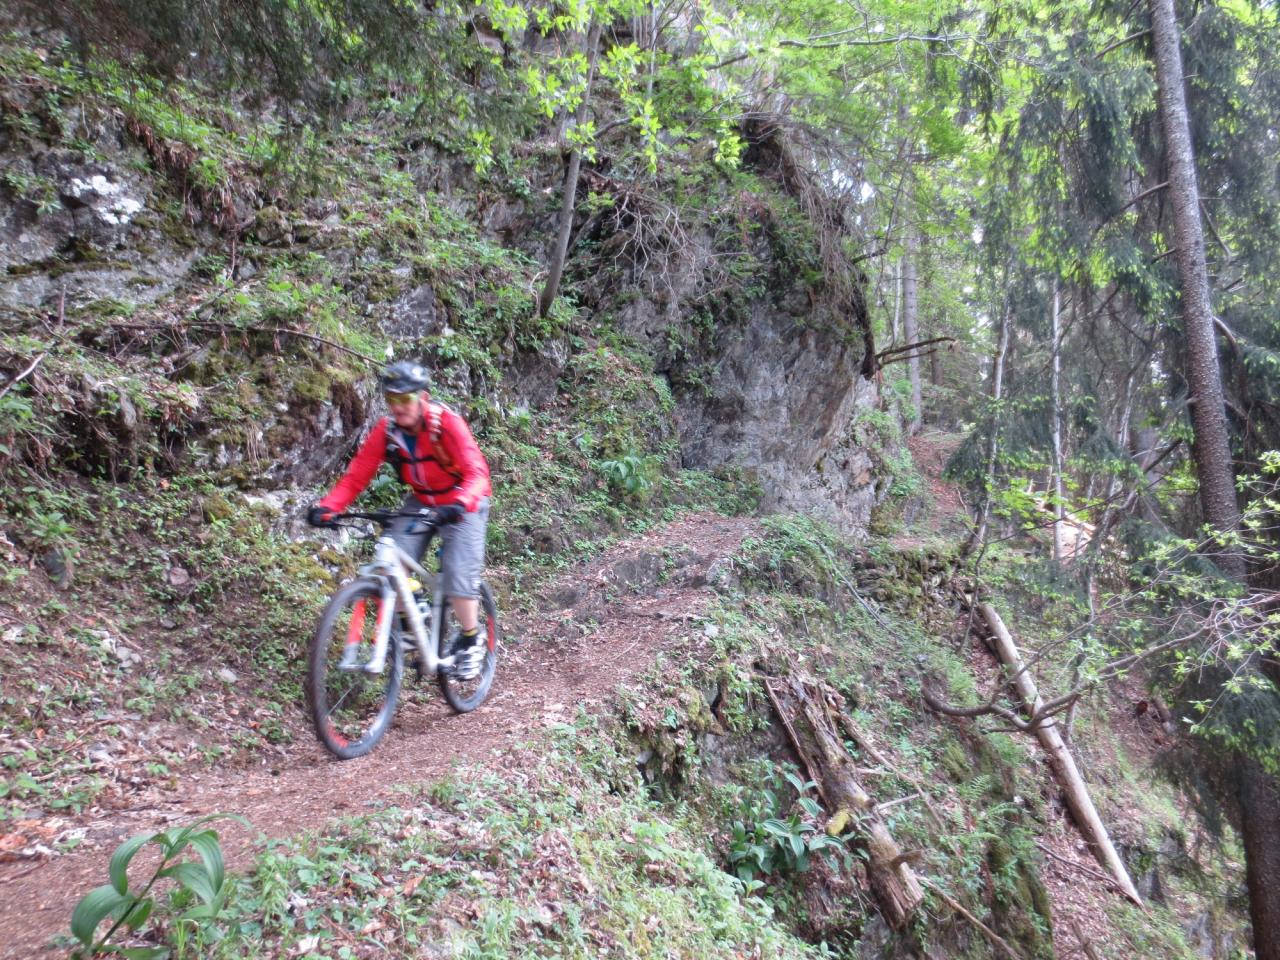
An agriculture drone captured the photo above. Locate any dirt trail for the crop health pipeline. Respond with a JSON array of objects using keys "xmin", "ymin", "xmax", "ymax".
[{"xmin": 0, "ymin": 512, "xmax": 756, "ymax": 959}]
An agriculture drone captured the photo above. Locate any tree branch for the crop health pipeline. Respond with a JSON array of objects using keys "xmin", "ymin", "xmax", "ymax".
[
  {"xmin": 0, "ymin": 352, "xmax": 47, "ymax": 402},
  {"xmin": 709, "ymin": 31, "xmax": 974, "ymax": 68},
  {"xmin": 921, "ymin": 683, "xmax": 1034, "ymax": 732},
  {"xmin": 918, "ymin": 876, "xmax": 1027, "ymax": 960},
  {"xmin": 875, "ymin": 336, "xmax": 956, "ymax": 365},
  {"xmin": 1097, "ymin": 28, "xmax": 1151, "ymax": 58},
  {"xmin": 105, "ymin": 320, "xmax": 379, "ymax": 364}
]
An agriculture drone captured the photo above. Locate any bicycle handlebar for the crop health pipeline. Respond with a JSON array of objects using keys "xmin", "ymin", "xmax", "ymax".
[{"xmin": 331, "ymin": 508, "xmax": 441, "ymax": 528}]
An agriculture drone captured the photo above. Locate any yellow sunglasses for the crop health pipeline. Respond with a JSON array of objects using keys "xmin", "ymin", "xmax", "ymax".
[{"xmin": 384, "ymin": 391, "xmax": 418, "ymax": 406}]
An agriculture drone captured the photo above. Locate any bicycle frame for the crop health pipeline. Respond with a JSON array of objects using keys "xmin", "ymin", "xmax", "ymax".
[{"xmin": 348, "ymin": 531, "xmax": 454, "ymax": 676}]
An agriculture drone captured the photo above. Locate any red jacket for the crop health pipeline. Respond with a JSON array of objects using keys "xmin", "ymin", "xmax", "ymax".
[{"xmin": 318, "ymin": 404, "xmax": 491, "ymax": 513}]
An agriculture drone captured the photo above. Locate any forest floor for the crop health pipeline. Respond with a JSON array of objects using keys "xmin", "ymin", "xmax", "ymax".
[
  {"xmin": 0, "ymin": 511, "xmax": 755, "ymax": 958},
  {"xmin": 0, "ymin": 438, "xmax": 1200, "ymax": 959}
]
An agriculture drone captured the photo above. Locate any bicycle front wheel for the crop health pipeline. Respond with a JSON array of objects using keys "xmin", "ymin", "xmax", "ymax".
[
  {"xmin": 438, "ymin": 581, "xmax": 499, "ymax": 713},
  {"xmin": 307, "ymin": 577, "xmax": 403, "ymax": 759}
]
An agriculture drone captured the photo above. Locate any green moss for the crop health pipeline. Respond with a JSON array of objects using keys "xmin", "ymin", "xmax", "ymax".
[
  {"xmin": 201, "ymin": 493, "xmax": 235, "ymax": 522},
  {"xmin": 289, "ymin": 366, "xmax": 338, "ymax": 404},
  {"xmin": 988, "ymin": 836, "xmax": 1055, "ymax": 958}
]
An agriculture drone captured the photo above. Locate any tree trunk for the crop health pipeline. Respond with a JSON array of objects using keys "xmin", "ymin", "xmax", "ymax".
[
  {"xmin": 903, "ymin": 226, "xmax": 922, "ymax": 433},
  {"xmin": 891, "ymin": 264, "xmax": 902, "ymax": 346},
  {"xmin": 1050, "ymin": 282, "xmax": 1066, "ymax": 563},
  {"xmin": 644, "ymin": 0, "xmax": 658, "ymax": 101},
  {"xmin": 1240, "ymin": 759, "xmax": 1280, "ymax": 960},
  {"xmin": 764, "ymin": 675, "xmax": 925, "ymax": 928},
  {"xmin": 929, "ymin": 315, "xmax": 944, "ymax": 387},
  {"xmin": 537, "ymin": 19, "xmax": 603, "ymax": 319},
  {"xmin": 979, "ymin": 604, "xmax": 1144, "ymax": 907},
  {"xmin": 1148, "ymin": 0, "xmax": 1241, "ymax": 578},
  {"xmin": 1149, "ymin": 5, "xmax": 1280, "ymax": 955},
  {"xmin": 963, "ymin": 301, "xmax": 1010, "ymax": 556}
]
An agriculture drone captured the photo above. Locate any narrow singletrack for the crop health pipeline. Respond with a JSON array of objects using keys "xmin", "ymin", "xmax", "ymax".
[{"xmin": 0, "ymin": 511, "xmax": 756, "ymax": 958}]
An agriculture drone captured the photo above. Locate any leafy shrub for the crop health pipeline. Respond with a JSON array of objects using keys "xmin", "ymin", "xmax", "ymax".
[{"xmin": 598, "ymin": 452, "xmax": 657, "ymax": 500}]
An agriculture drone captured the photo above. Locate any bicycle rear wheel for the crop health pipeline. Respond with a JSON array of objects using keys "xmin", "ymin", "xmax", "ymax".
[
  {"xmin": 438, "ymin": 581, "xmax": 499, "ymax": 713},
  {"xmin": 307, "ymin": 577, "xmax": 403, "ymax": 759}
]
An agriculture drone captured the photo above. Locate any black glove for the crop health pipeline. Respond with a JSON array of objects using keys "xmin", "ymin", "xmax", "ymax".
[
  {"xmin": 307, "ymin": 504, "xmax": 338, "ymax": 528},
  {"xmin": 435, "ymin": 504, "xmax": 466, "ymax": 525}
]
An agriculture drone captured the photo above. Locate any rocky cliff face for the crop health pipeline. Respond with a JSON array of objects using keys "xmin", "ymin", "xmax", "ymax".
[
  {"xmin": 620, "ymin": 283, "xmax": 880, "ymax": 534},
  {"xmin": 0, "ymin": 142, "xmax": 198, "ymax": 310},
  {"xmin": 1, "ymin": 99, "xmax": 884, "ymax": 536}
]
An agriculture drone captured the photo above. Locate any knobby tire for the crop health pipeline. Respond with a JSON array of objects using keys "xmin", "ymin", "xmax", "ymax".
[{"xmin": 307, "ymin": 577, "xmax": 403, "ymax": 759}]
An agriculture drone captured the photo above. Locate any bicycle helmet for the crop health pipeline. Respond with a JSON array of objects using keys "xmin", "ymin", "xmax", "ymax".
[{"xmin": 381, "ymin": 360, "xmax": 430, "ymax": 394}]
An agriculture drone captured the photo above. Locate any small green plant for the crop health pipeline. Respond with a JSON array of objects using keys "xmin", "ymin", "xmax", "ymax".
[
  {"xmin": 26, "ymin": 508, "xmax": 75, "ymax": 546},
  {"xmin": 1, "ymin": 169, "xmax": 60, "ymax": 214},
  {"xmin": 727, "ymin": 767, "xmax": 844, "ymax": 881},
  {"xmin": 598, "ymin": 452, "xmax": 655, "ymax": 499},
  {"xmin": 70, "ymin": 813, "xmax": 246, "ymax": 958}
]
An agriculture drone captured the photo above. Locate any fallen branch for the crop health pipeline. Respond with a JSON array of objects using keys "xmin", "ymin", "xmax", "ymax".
[
  {"xmin": 919, "ymin": 875, "xmax": 1025, "ymax": 960},
  {"xmin": 1034, "ymin": 839, "xmax": 1116, "ymax": 887},
  {"xmin": 0, "ymin": 352, "xmax": 46, "ymax": 402},
  {"xmin": 832, "ymin": 701, "xmax": 953, "ymax": 839},
  {"xmin": 977, "ymin": 604, "xmax": 1143, "ymax": 907},
  {"xmin": 874, "ymin": 792, "xmax": 920, "ymax": 813},
  {"xmin": 877, "ymin": 346, "xmax": 950, "ymax": 369},
  {"xmin": 764, "ymin": 674, "xmax": 925, "ymax": 929},
  {"xmin": 875, "ymin": 335, "xmax": 956, "ymax": 365},
  {"xmin": 764, "ymin": 677, "xmax": 824, "ymax": 800},
  {"xmin": 810, "ymin": 539, "xmax": 894, "ymax": 631},
  {"xmin": 106, "ymin": 320, "xmax": 379, "ymax": 365}
]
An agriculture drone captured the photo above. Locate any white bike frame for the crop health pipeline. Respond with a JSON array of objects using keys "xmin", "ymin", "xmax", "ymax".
[{"xmin": 345, "ymin": 529, "xmax": 454, "ymax": 675}]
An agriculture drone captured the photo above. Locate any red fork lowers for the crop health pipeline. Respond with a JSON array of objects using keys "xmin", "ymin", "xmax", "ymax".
[{"xmin": 346, "ymin": 599, "xmax": 368, "ymax": 647}]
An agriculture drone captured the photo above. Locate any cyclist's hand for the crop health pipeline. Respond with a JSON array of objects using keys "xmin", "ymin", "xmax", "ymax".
[
  {"xmin": 436, "ymin": 504, "xmax": 466, "ymax": 525},
  {"xmin": 307, "ymin": 504, "xmax": 339, "ymax": 528}
]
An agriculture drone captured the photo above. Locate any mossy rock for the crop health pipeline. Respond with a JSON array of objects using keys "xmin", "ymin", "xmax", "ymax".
[
  {"xmin": 290, "ymin": 366, "xmax": 339, "ymax": 404},
  {"xmin": 677, "ymin": 686, "xmax": 717, "ymax": 733},
  {"xmin": 947, "ymin": 727, "xmax": 1021, "ymax": 799},
  {"xmin": 200, "ymin": 493, "xmax": 235, "ymax": 522},
  {"xmin": 938, "ymin": 739, "xmax": 971, "ymax": 783}
]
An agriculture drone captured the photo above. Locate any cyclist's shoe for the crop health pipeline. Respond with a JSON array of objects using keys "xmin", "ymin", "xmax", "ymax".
[
  {"xmin": 455, "ymin": 642, "xmax": 486, "ymax": 681},
  {"xmin": 445, "ymin": 628, "xmax": 484, "ymax": 680}
]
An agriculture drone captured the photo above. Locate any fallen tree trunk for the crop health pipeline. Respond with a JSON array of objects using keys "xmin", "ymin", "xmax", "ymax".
[
  {"xmin": 977, "ymin": 603, "xmax": 1144, "ymax": 907},
  {"xmin": 763, "ymin": 674, "xmax": 925, "ymax": 928}
]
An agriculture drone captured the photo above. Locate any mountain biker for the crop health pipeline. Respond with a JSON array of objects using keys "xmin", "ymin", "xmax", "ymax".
[{"xmin": 306, "ymin": 360, "xmax": 492, "ymax": 679}]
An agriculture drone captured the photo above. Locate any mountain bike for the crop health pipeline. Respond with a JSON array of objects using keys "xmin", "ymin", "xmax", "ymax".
[{"xmin": 306, "ymin": 508, "xmax": 499, "ymax": 759}]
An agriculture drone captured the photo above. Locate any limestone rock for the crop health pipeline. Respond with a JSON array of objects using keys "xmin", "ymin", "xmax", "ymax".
[{"xmin": 0, "ymin": 145, "xmax": 197, "ymax": 310}]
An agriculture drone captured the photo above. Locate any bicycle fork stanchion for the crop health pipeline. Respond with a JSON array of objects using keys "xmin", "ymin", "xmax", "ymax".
[
  {"xmin": 355, "ymin": 537, "xmax": 403, "ymax": 675},
  {"xmin": 393, "ymin": 541, "xmax": 453, "ymax": 675}
]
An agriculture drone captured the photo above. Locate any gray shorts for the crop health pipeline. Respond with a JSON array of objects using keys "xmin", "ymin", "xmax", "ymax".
[{"xmin": 389, "ymin": 494, "xmax": 488, "ymax": 599}]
